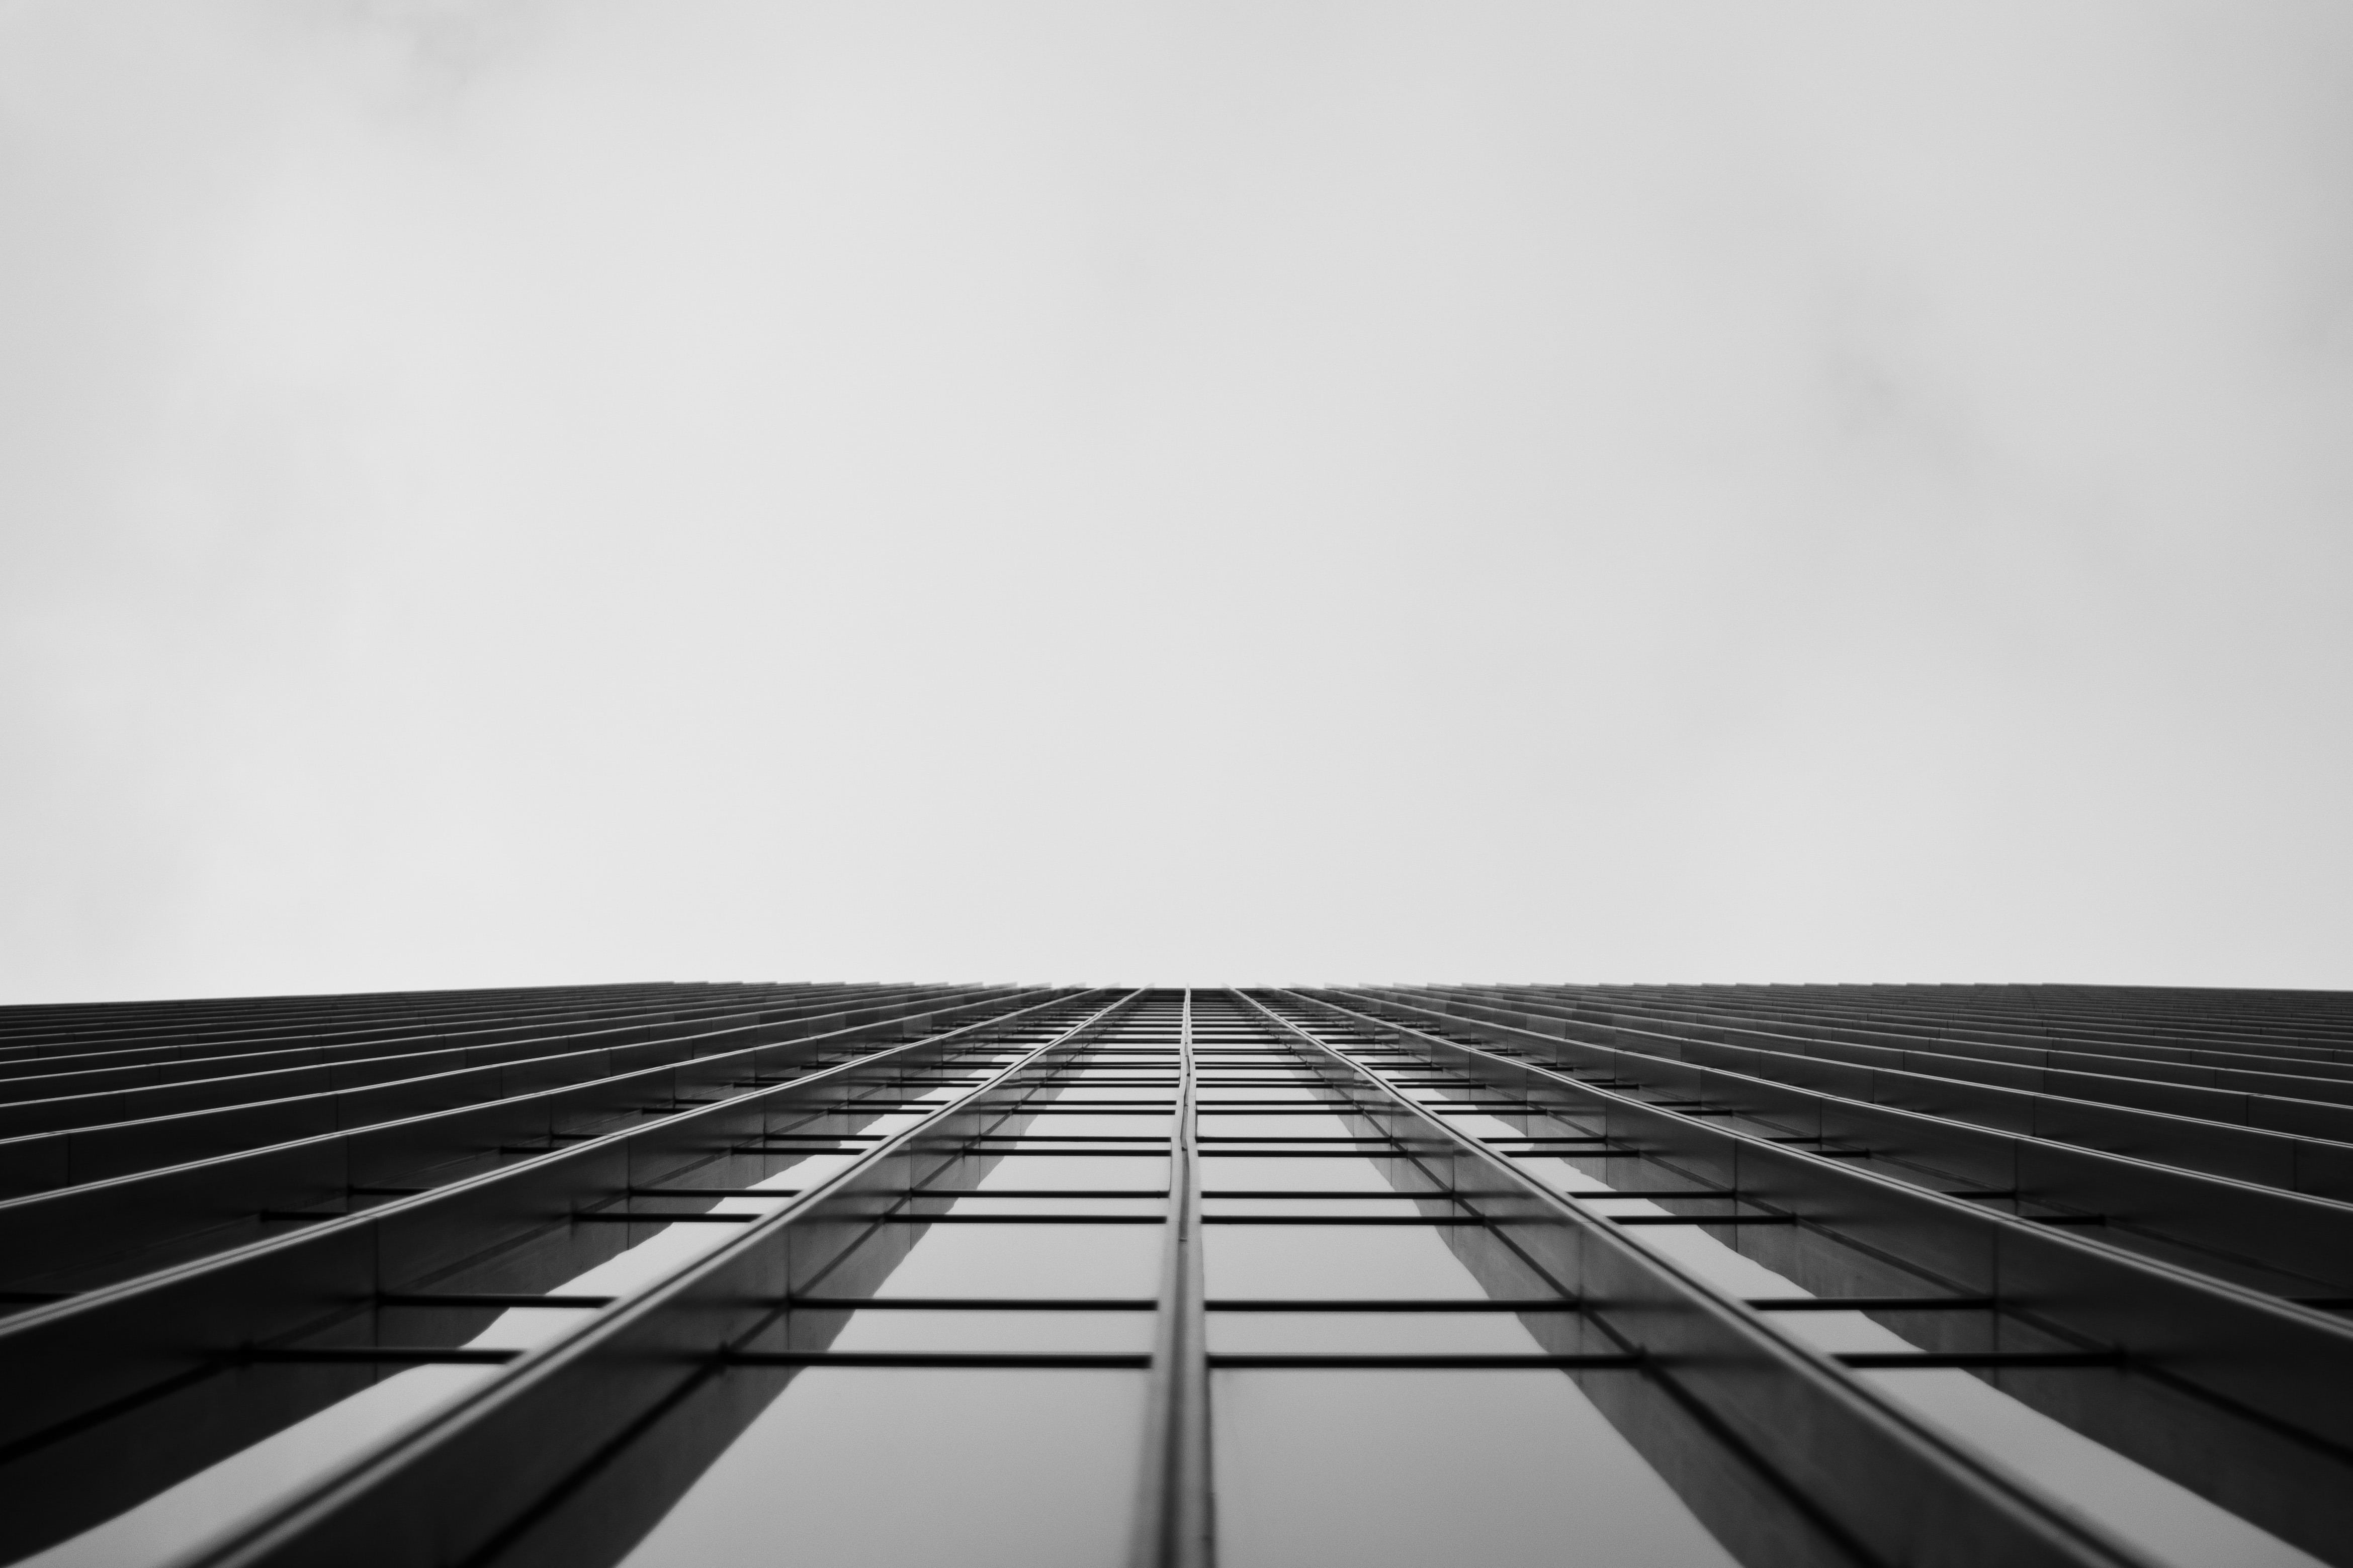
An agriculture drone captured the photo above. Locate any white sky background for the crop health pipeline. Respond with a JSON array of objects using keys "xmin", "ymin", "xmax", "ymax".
[{"xmin": 2, "ymin": 2, "xmax": 2349, "ymax": 1001}]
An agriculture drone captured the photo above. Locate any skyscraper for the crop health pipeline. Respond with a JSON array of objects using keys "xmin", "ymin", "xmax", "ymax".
[{"xmin": 3, "ymin": 981, "xmax": 2349, "ymax": 1566}]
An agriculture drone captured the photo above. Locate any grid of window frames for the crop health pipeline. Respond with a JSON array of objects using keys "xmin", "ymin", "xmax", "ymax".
[{"xmin": 2, "ymin": 982, "xmax": 2351, "ymax": 1567}]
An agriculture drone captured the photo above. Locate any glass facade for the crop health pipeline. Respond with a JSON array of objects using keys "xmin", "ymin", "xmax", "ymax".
[{"xmin": 1, "ymin": 982, "xmax": 2350, "ymax": 1566}]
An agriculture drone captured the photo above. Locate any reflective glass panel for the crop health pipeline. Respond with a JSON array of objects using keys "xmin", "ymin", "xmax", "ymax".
[
  {"xmin": 869, "ymin": 1222, "xmax": 1164, "ymax": 1298},
  {"xmin": 618, "ymin": 1370, "xmax": 1145, "ymax": 1568},
  {"xmin": 1204, "ymin": 1224, "xmax": 1494, "ymax": 1300},
  {"xmin": 1212, "ymin": 1369, "xmax": 1738, "ymax": 1568},
  {"xmin": 968, "ymin": 1155, "xmax": 1167, "ymax": 1190},
  {"xmin": 1207, "ymin": 1311, "xmax": 1556, "ymax": 1354},
  {"xmin": 824, "ymin": 1309, "xmax": 1154, "ymax": 1353}
]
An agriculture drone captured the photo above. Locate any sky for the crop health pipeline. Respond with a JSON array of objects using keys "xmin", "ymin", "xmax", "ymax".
[{"xmin": 1, "ymin": 1, "xmax": 2349, "ymax": 1002}]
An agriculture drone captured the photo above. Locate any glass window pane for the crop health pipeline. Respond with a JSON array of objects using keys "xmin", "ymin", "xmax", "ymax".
[
  {"xmin": 872, "ymin": 1223, "xmax": 1163, "ymax": 1298},
  {"xmin": 967, "ymin": 1156, "xmax": 1168, "ymax": 1190},
  {"xmin": 1204, "ymin": 1225, "xmax": 1493, "ymax": 1300},
  {"xmin": 16, "ymin": 1367, "xmax": 499, "ymax": 1568},
  {"xmin": 1203, "ymin": 1197, "xmax": 1426, "ymax": 1217},
  {"xmin": 824, "ymin": 1309, "xmax": 1154, "ymax": 1353},
  {"xmin": 1212, "ymin": 1369, "xmax": 1739, "ymax": 1568},
  {"xmin": 1207, "ymin": 1311, "xmax": 1555, "ymax": 1354},
  {"xmin": 944, "ymin": 1194, "xmax": 1166, "ymax": 1217},
  {"xmin": 1011, "ymin": 1114, "xmax": 1171, "ymax": 1138},
  {"xmin": 619, "ymin": 1370, "xmax": 1145, "ymax": 1568},
  {"xmin": 1196, "ymin": 1113, "xmax": 1355, "ymax": 1139},
  {"xmin": 1197, "ymin": 1087, "xmax": 1323, "ymax": 1102},
  {"xmin": 1038, "ymin": 1087, "xmax": 1175, "ymax": 1103},
  {"xmin": 1200, "ymin": 1156, "xmax": 1391, "ymax": 1191},
  {"xmin": 1858, "ymin": 1369, "xmax": 2325, "ymax": 1568}
]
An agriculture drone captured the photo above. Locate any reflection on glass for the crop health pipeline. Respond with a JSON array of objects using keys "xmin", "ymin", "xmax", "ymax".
[
  {"xmin": 1195, "ymin": 1113, "xmax": 1355, "ymax": 1138},
  {"xmin": 1008, "ymin": 1113, "xmax": 1171, "ymax": 1139},
  {"xmin": 1858, "ymin": 1366, "xmax": 2320, "ymax": 1568},
  {"xmin": 16, "ymin": 1164, "xmax": 816, "ymax": 1568},
  {"xmin": 968, "ymin": 1155, "xmax": 1168, "ymax": 1191},
  {"xmin": 618, "ymin": 1371, "xmax": 1145, "ymax": 1568},
  {"xmin": 1213, "ymin": 1370, "xmax": 1738, "ymax": 1568},
  {"xmin": 1576, "ymin": 1171, "xmax": 2327, "ymax": 1568},
  {"xmin": 1200, "ymin": 1155, "xmax": 1391, "ymax": 1191},
  {"xmin": 1197, "ymin": 1086, "xmax": 1322, "ymax": 1102},
  {"xmin": 869, "ymin": 1223, "xmax": 1163, "ymax": 1299},
  {"xmin": 1204, "ymin": 1224, "xmax": 1494, "ymax": 1300},
  {"xmin": 1203, "ymin": 1195, "xmax": 1428, "ymax": 1217},
  {"xmin": 1036, "ymin": 1086, "xmax": 1176, "ymax": 1103},
  {"xmin": 826, "ymin": 1309, "xmax": 1153, "ymax": 1353},
  {"xmin": 943, "ymin": 1193, "xmax": 1165, "ymax": 1217},
  {"xmin": 13, "ymin": 1366, "xmax": 501, "ymax": 1568},
  {"xmin": 1207, "ymin": 1311, "xmax": 1550, "ymax": 1354}
]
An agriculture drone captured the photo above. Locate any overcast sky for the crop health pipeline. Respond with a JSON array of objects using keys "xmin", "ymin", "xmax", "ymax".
[{"xmin": 2, "ymin": 2, "xmax": 2348, "ymax": 1002}]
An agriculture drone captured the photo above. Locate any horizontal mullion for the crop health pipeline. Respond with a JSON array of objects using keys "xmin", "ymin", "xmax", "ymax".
[
  {"xmin": 41, "ymin": 992, "xmax": 1151, "ymax": 1566},
  {"xmin": 0, "ymin": 990, "xmax": 1099, "ymax": 1458},
  {"xmin": 788, "ymin": 1296, "xmax": 1158, "ymax": 1311},
  {"xmin": 1478, "ymin": 1136, "xmax": 1615, "ymax": 1145},
  {"xmin": 1202, "ymin": 1188, "xmax": 1492, "ymax": 1200},
  {"xmin": 378, "ymin": 1293, "xmax": 617, "ymax": 1309},
  {"xmin": 1365, "ymin": 987, "xmax": 2353, "ymax": 1194},
  {"xmin": 1206, "ymin": 1352, "xmax": 1639, "ymax": 1369},
  {"xmin": 1205, "ymin": 1298, "xmax": 1580, "ymax": 1313},
  {"xmin": 1199, "ymin": 1214, "xmax": 1488, "ymax": 1226},
  {"xmin": 1327, "ymin": 989, "xmax": 2353, "ymax": 1289},
  {"xmin": 1289, "ymin": 989, "xmax": 2353, "ymax": 1496},
  {"xmin": 1467, "ymin": 988, "xmax": 2353, "ymax": 1099},
  {"xmin": 626, "ymin": 1187, "xmax": 800, "ymax": 1200},
  {"xmin": 1608, "ymin": 1213, "xmax": 1800, "ymax": 1226},
  {"xmin": 0, "ymin": 986, "xmax": 1041, "ymax": 1206},
  {"xmin": 960, "ymin": 1135, "xmax": 1172, "ymax": 1145},
  {"xmin": 868, "ymin": 1214, "xmax": 1165, "ymax": 1225},
  {"xmin": 725, "ymin": 1350, "xmax": 1151, "ymax": 1369},
  {"xmin": 244, "ymin": 1346, "xmax": 522, "ymax": 1365},
  {"xmin": 1196, "ymin": 1149, "xmax": 1414, "ymax": 1159},
  {"xmin": 1192, "ymin": 1136, "xmax": 1421, "ymax": 1146},
  {"xmin": 1747, "ymin": 1296, "xmax": 1998, "ymax": 1312},
  {"xmin": 1835, "ymin": 1351, "xmax": 2124, "ymax": 1370},
  {"xmin": 0, "ymin": 988, "xmax": 994, "ymax": 1126}
]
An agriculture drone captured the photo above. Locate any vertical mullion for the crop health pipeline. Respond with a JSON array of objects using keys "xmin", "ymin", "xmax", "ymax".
[{"xmin": 1129, "ymin": 989, "xmax": 1212, "ymax": 1568}]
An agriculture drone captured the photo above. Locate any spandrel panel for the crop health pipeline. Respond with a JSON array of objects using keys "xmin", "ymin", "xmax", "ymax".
[
  {"xmin": 1196, "ymin": 1069, "xmax": 1315, "ymax": 1082},
  {"xmin": 786, "ymin": 1307, "xmax": 1153, "ymax": 1354},
  {"xmin": 1200, "ymin": 1155, "xmax": 1392, "ymax": 1191},
  {"xmin": 943, "ymin": 1193, "xmax": 1166, "ymax": 1216},
  {"xmin": 967, "ymin": 1154, "xmax": 1168, "ymax": 1190},
  {"xmin": 1196, "ymin": 1085, "xmax": 1323, "ymax": 1101},
  {"xmin": 1204, "ymin": 1223, "xmax": 1499, "ymax": 1299},
  {"xmin": 616, "ymin": 1370, "xmax": 1146, "ymax": 1568},
  {"xmin": 1010, "ymin": 1113, "xmax": 1172, "ymax": 1138},
  {"xmin": 1202, "ymin": 1195, "xmax": 1427, "ymax": 1217},
  {"xmin": 1206, "ymin": 1310, "xmax": 1558, "ymax": 1354},
  {"xmin": 868, "ymin": 1222, "xmax": 1165, "ymax": 1297},
  {"xmin": 816, "ymin": 1308, "xmax": 1154, "ymax": 1352},
  {"xmin": 1196, "ymin": 1112, "xmax": 1357, "ymax": 1138},
  {"xmin": 1036, "ymin": 1086, "xmax": 1176, "ymax": 1103},
  {"xmin": 1211, "ymin": 1369, "xmax": 1739, "ymax": 1568}
]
